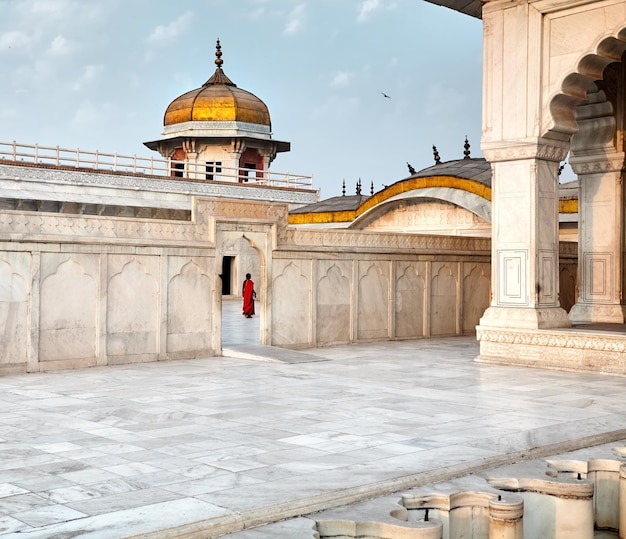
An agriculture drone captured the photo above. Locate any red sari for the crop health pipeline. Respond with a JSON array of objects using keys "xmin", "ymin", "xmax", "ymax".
[{"xmin": 242, "ymin": 278, "xmax": 255, "ymax": 317}]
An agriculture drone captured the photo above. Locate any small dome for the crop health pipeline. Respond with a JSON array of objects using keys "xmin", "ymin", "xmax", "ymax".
[{"xmin": 163, "ymin": 40, "xmax": 271, "ymax": 128}]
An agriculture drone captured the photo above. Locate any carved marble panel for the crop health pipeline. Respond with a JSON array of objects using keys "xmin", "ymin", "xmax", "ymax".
[
  {"xmin": 272, "ymin": 261, "xmax": 310, "ymax": 347},
  {"xmin": 167, "ymin": 258, "xmax": 212, "ymax": 353},
  {"xmin": 357, "ymin": 262, "xmax": 390, "ymax": 340},
  {"xmin": 395, "ymin": 261, "xmax": 426, "ymax": 339},
  {"xmin": 462, "ymin": 263, "xmax": 490, "ymax": 335},
  {"xmin": 430, "ymin": 262, "xmax": 457, "ymax": 336},
  {"xmin": 316, "ymin": 262, "xmax": 351, "ymax": 344},
  {"xmin": 0, "ymin": 253, "xmax": 29, "ymax": 367},
  {"xmin": 107, "ymin": 256, "xmax": 159, "ymax": 358},
  {"xmin": 39, "ymin": 254, "xmax": 98, "ymax": 362}
]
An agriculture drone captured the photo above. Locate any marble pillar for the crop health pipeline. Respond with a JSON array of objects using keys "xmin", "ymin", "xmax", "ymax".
[
  {"xmin": 569, "ymin": 131, "xmax": 626, "ymax": 322},
  {"xmin": 479, "ymin": 143, "xmax": 571, "ymax": 330}
]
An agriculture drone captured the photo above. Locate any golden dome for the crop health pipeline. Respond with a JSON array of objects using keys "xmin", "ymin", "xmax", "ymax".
[{"xmin": 163, "ymin": 40, "xmax": 271, "ymax": 128}]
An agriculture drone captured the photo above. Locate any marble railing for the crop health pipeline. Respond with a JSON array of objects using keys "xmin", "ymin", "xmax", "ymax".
[
  {"xmin": 314, "ymin": 447, "xmax": 626, "ymax": 539},
  {"xmin": 0, "ymin": 140, "xmax": 314, "ymax": 190}
]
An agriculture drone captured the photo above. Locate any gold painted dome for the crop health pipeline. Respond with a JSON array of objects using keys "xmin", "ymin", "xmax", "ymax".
[{"xmin": 164, "ymin": 40, "xmax": 271, "ymax": 128}]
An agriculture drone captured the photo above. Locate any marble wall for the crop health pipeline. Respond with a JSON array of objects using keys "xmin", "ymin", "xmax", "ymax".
[
  {"xmin": 269, "ymin": 228, "xmax": 496, "ymax": 349},
  {"xmin": 0, "ymin": 196, "xmax": 577, "ymax": 374},
  {"xmin": 0, "ymin": 247, "xmax": 216, "ymax": 374},
  {"xmin": 270, "ymin": 255, "xmax": 491, "ymax": 349},
  {"xmin": 0, "ymin": 194, "xmax": 217, "ymax": 374}
]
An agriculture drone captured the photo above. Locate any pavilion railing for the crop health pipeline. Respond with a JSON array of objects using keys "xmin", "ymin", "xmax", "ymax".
[{"xmin": 0, "ymin": 140, "xmax": 314, "ymax": 190}]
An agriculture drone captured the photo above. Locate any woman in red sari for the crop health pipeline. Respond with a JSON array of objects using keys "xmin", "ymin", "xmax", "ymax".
[{"xmin": 242, "ymin": 273, "xmax": 256, "ymax": 318}]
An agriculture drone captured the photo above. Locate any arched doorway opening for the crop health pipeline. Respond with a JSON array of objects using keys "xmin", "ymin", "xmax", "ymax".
[{"xmin": 219, "ymin": 233, "xmax": 264, "ymax": 348}]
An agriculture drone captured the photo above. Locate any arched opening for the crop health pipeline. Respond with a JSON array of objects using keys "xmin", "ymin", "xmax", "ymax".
[
  {"xmin": 220, "ymin": 236, "xmax": 262, "ymax": 348},
  {"xmin": 170, "ymin": 147, "xmax": 187, "ymax": 178},
  {"xmin": 238, "ymin": 148, "xmax": 264, "ymax": 183}
]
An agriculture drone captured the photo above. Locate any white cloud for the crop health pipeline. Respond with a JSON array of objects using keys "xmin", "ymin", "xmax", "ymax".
[
  {"xmin": 0, "ymin": 30, "xmax": 31, "ymax": 51},
  {"xmin": 330, "ymin": 71, "xmax": 354, "ymax": 88},
  {"xmin": 283, "ymin": 4, "xmax": 305, "ymax": 36},
  {"xmin": 47, "ymin": 34, "xmax": 71, "ymax": 56},
  {"xmin": 357, "ymin": 0, "xmax": 380, "ymax": 23},
  {"xmin": 357, "ymin": 0, "xmax": 396, "ymax": 23},
  {"xmin": 147, "ymin": 12, "xmax": 192, "ymax": 44},
  {"xmin": 71, "ymin": 64, "xmax": 104, "ymax": 92}
]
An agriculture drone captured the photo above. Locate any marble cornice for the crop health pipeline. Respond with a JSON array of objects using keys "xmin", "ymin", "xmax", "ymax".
[
  {"xmin": 482, "ymin": 140, "xmax": 570, "ymax": 163},
  {"xmin": 286, "ymin": 229, "xmax": 491, "ymax": 254},
  {"xmin": 569, "ymin": 151, "xmax": 626, "ymax": 175},
  {"xmin": 162, "ymin": 120, "xmax": 272, "ymax": 138}
]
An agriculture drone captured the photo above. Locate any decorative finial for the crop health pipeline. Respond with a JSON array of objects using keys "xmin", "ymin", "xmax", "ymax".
[
  {"xmin": 356, "ymin": 178, "xmax": 361, "ymax": 196},
  {"xmin": 215, "ymin": 39, "xmax": 223, "ymax": 69},
  {"xmin": 463, "ymin": 136, "xmax": 471, "ymax": 159},
  {"xmin": 433, "ymin": 145, "xmax": 441, "ymax": 165},
  {"xmin": 370, "ymin": 180, "xmax": 374, "ymax": 195},
  {"xmin": 342, "ymin": 179, "xmax": 346, "ymax": 196},
  {"xmin": 407, "ymin": 162, "xmax": 416, "ymax": 175},
  {"xmin": 203, "ymin": 39, "xmax": 236, "ymax": 87}
]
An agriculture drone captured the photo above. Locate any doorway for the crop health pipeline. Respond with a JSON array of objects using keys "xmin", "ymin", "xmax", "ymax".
[
  {"xmin": 220, "ymin": 237, "xmax": 262, "ymax": 348},
  {"xmin": 221, "ymin": 256, "xmax": 234, "ymax": 295}
]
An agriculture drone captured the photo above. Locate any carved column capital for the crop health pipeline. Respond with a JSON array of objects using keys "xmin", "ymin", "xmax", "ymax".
[
  {"xmin": 569, "ymin": 151, "xmax": 626, "ymax": 175},
  {"xmin": 482, "ymin": 139, "xmax": 570, "ymax": 163}
]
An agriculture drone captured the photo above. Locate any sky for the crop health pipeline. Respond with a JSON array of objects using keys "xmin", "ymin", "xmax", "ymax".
[{"xmin": 0, "ymin": 0, "xmax": 487, "ymax": 199}]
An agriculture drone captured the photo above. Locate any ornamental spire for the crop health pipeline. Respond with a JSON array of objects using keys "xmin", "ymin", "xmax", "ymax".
[
  {"xmin": 203, "ymin": 38, "xmax": 236, "ymax": 87},
  {"xmin": 215, "ymin": 38, "xmax": 223, "ymax": 69},
  {"xmin": 463, "ymin": 136, "xmax": 471, "ymax": 159}
]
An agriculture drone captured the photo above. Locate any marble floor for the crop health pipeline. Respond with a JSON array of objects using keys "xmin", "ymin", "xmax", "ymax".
[{"xmin": 0, "ymin": 299, "xmax": 625, "ymax": 538}]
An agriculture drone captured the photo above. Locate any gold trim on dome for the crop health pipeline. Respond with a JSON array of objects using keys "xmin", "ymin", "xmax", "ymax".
[{"xmin": 288, "ymin": 175, "xmax": 578, "ymax": 225}]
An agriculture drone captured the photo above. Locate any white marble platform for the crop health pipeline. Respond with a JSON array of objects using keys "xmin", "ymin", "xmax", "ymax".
[{"xmin": 0, "ymin": 302, "xmax": 625, "ymax": 537}]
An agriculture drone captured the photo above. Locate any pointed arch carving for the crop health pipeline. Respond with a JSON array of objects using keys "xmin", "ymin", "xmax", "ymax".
[
  {"xmin": 272, "ymin": 262, "xmax": 310, "ymax": 346},
  {"xmin": 107, "ymin": 258, "xmax": 159, "ymax": 356},
  {"xmin": 317, "ymin": 263, "xmax": 351, "ymax": 344},
  {"xmin": 395, "ymin": 262, "xmax": 426, "ymax": 339},
  {"xmin": 167, "ymin": 259, "xmax": 212, "ymax": 353},
  {"xmin": 40, "ymin": 257, "xmax": 98, "ymax": 362},
  {"xmin": 357, "ymin": 262, "xmax": 389, "ymax": 340},
  {"xmin": 431, "ymin": 263, "xmax": 457, "ymax": 337}
]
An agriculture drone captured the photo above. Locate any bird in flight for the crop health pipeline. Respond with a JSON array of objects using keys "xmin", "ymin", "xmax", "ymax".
[{"xmin": 381, "ymin": 92, "xmax": 391, "ymax": 99}]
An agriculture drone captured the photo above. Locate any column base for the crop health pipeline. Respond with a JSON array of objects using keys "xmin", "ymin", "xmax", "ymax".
[
  {"xmin": 569, "ymin": 303, "xmax": 626, "ymax": 324},
  {"xmin": 478, "ymin": 306, "xmax": 572, "ymax": 331}
]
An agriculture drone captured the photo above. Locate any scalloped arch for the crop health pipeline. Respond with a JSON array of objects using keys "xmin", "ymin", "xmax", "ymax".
[{"xmin": 547, "ymin": 30, "xmax": 626, "ymax": 139}]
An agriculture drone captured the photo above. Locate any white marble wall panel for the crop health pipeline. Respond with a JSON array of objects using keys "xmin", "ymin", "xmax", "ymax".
[
  {"xmin": 107, "ymin": 255, "xmax": 159, "ymax": 361},
  {"xmin": 430, "ymin": 262, "xmax": 458, "ymax": 337},
  {"xmin": 395, "ymin": 261, "xmax": 426, "ymax": 339},
  {"xmin": 39, "ymin": 254, "xmax": 98, "ymax": 363},
  {"xmin": 272, "ymin": 260, "xmax": 311, "ymax": 347},
  {"xmin": 462, "ymin": 263, "xmax": 490, "ymax": 334},
  {"xmin": 316, "ymin": 261, "xmax": 351, "ymax": 344},
  {"xmin": 357, "ymin": 261, "xmax": 390, "ymax": 341},
  {"xmin": 0, "ymin": 252, "xmax": 29, "ymax": 370},
  {"xmin": 167, "ymin": 257, "xmax": 212, "ymax": 354},
  {"xmin": 362, "ymin": 200, "xmax": 491, "ymax": 237}
]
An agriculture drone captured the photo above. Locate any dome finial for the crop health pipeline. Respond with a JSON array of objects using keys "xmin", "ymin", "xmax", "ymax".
[
  {"xmin": 203, "ymin": 38, "xmax": 236, "ymax": 87},
  {"xmin": 433, "ymin": 145, "xmax": 441, "ymax": 164},
  {"xmin": 215, "ymin": 38, "xmax": 223, "ymax": 69},
  {"xmin": 463, "ymin": 136, "xmax": 471, "ymax": 159}
]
